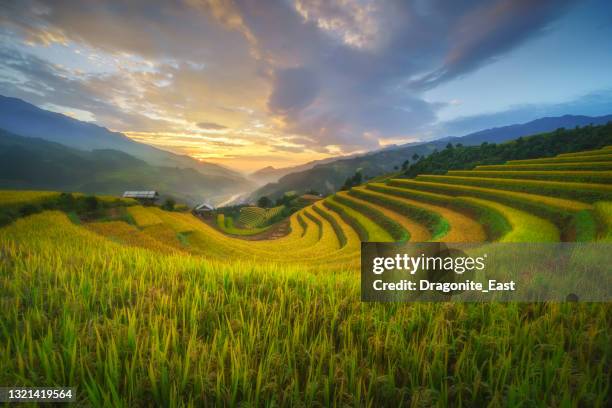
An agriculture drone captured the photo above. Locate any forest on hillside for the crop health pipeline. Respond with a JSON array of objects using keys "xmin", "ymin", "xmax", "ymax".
[{"xmin": 403, "ymin": 123, "xmax": 612, "ymax": 177}]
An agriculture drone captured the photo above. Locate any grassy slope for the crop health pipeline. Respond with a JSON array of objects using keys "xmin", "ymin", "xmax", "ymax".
[
  {"xmin": 363, "ymin": 184, "xmax": 485, "ymax": 242},
  {"xmin": 325, "ymin": 195, "xmax": 393, "ymax": 242},
  {"xmin": 1, "ymin": 144, "xmax": 612, "ymax": 406},
  {"xmin": 348, "ymin": 188, "xmax": 430, "ymax": 242},
  {"xmin": 0, "ymin": 212, "xmax": 609, "ymax": 406},
  {"xmin": 217, "ymin": 213, "xmax": 272, "ymax": 236}
]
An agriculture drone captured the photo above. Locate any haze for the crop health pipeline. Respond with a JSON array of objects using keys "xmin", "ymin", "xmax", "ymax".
[{"xmin": 1, "ymin": 0, "xmax": 611, "ymax": 172}]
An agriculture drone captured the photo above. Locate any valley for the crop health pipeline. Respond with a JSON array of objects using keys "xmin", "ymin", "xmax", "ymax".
[{"xmin": 1, "ymin": 139, "xmax": 610, "ymax": 405}]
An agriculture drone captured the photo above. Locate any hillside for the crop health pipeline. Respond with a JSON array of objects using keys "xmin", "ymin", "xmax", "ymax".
[
  {"xmin": 0, "ymin": 95, "xmax": 250, "ymax": 183},
  {"xmin": 404, "ymin": 122, "xmax": 612, "ymax": 177},
  {"xmin": 0, "ymin": 129, "xmax": 250, "ymax": 205},
  {"xmin": 1, "ymin": 142, "xmax": 610, "ymax": 405},
  {"xmin": 249, "ymin": 156, "xmax": 356, "ymax": 185},
  {"xmin": 249, "ymin": 114, "xmax": 612, "ymax": 201},
  {"xmin": 441, "ymin": 113, "xmax": 612, "ymax": 145}
]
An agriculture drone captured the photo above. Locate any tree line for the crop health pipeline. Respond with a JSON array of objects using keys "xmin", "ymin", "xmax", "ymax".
[{"xmin": 403, "ymin": 123, "xmax": 612, "ymax": 177}]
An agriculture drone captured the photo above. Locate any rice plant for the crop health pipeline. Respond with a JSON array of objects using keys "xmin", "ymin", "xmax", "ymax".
[
  {"xmin": 1, "ymin": 145, "xmax": 611, "ymax": 406},
  {"xmin": 0, "ymin": 212, "xmax": 609, "ymax": 406}
]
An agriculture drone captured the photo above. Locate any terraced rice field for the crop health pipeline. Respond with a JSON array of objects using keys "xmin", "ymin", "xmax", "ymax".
[
  {"xmin": 0, "ymin": 146, "xmax": 610, "ymax": 406},
  {"xmin": 127, "ymin": 205, "xmax": 163, "ymax": 227},
  {"xmin": 217, "ymin": 213, "xmax": 272, "ymax": 236},
  {"xmin": 475, "ymin": 161, "xmax": 612, "ymax": 171},
  {"xmin": 0, "ymin": 191, "xmax": 136, "ymax": 209},
  {"xmin": 237, "ymin": 205, "xmax": 284, "ymax": 228},
  {"xmin": 0, "ymin": 190, "xmax": 60, "ymax": 207},
  {"xmin": 446, "ymin": 170, "xmax": 612, "ymax": 183}
]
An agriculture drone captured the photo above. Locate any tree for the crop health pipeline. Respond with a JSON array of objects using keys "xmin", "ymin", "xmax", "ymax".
[
  {"xmin": 341, "ymin": 170, "xmax": 364, "ymax": 190},
  {"xmin": 257, "ymin": 196, "xmax": 272, "ymax": 208},
  {"xmin": 162, "ymin": 198, "xmax": 175, "ymax": 211},
  {"xmin": 412, "ymin": 153, "xmax": 419, "ymax": 161},
  {"xmin": 402, "ymin": 122, "xmax": 612, "ymax": 178},
  {"xmin": 84, "ymin": 196, "xmax": 99, "ymax": 212},
  {"xmin": 20, "ymin": 203, "xmax": 41, "ymax": 217},
  {"xmin": 446, "ymin": 142, "xmax": 453, "ymax": 149},
  {"xmin": 57, "ymin": 192, "xmax": 76, "ymax": 211},
  {"xmin": 340, "ymin": 177, "xmax": 352, "ymax": 191}
]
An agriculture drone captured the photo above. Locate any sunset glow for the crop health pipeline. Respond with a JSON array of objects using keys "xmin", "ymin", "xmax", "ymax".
[{"xmin": 1, "ymin": 0, "xmax": 611, "ymax": 172}]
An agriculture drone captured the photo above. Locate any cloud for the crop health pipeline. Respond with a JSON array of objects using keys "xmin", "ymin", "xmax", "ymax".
[
  {"xmin": 197, "ymin": 121, "xmax": 227, "ymax": 130},
  {"xmin": 294, "ymin": 0, "xmax": 383, "ymax": 49},
  {"xmin": 0, "ymin": 45, "xmax": 173, "ymax": 131},
  {"xmin": 271, "ymin": 144, "xmax": 306, "ymax": 154},
  {"xmin": 0, "ymin": 0, "xmax": 581, "ymax": 167},
  {"xmin": 412, "ymin": 0, "xmax": 574, "ymax": 89},
  {"xmin": 268, "ymin": 67, "xmax": 318, "ymax": 114},
  {"xmin": 222, "ymin": 0, "xmax": 573, "ymax": 153}
]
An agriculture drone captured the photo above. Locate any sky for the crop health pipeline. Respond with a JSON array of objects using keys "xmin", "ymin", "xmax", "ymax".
[{"xmin": 0, "ymin": 0, "xmax": 611, "ymax": 173}]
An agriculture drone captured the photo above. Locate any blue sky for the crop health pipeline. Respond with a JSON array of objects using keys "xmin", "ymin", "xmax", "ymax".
[
  {"xmin": 427, "ymin": 0, "xmax": 612, "ymax": 134},
  {"xmin": 0, "ymin": 0, "xmax": 611, "ymax": 171}
]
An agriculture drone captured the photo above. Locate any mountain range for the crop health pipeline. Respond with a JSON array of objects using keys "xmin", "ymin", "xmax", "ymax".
[
  {"xmin": 247, "ymin": 113, "xmax": 612, "ymax": 201},
  {"xmin": 0, "ymin": 95, "xmax": 252, "ymax": 205},
  {"xmin": 249, "ymin": 156, "xmax": 355, "ymax": 186},
  {"xmin": 0, "ymin": 129, "xmax": 256, "ymax": 205},
  {"xmin": 2, "ymin": 94, "xmax": 611, "ymax": 206},
  {"xmin": 0, "ymin": 95, "xmax": 248, "ymax": 180}
]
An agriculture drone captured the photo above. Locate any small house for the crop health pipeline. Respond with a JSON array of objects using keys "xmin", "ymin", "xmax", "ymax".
[
  {"xmin": 193, "ymin": 203, "xmax": 215, "ymax": 218},
  {"xmin": 123, "ymin": 190, "xmax": 159, "ymax": 205}
]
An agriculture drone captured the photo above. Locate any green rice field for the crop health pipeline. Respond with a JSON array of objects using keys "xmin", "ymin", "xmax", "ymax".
[{"xmin": 0, "ymin": 146, "xmax": 611, "ymax": 406}]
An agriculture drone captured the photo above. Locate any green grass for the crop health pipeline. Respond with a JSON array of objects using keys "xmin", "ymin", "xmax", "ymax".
[
  {"xmin": 0, "ymin": 191, "xmax": 137, "ymax": 227},
  {"xmin": 507, "ymin": 153, "xmax": 612, "ymax": 164},
  {"xmin": 216, "ymin": 213, "xmax": 271, "ymax": 236},
  {"xmin": 414, "ymin": 175, "xmax": 612, "ymax": 203},
  {"xmin": 238, "ymin": 206, "xmax": 285, "ymax": 228},
  {"xmin": 335, "ymin": 192, "xmax": 408, "ymax": 242},
  {"xmin": 1, "ymin": 144, "xmax": 612, "ymax": 406},
  {"xmin": 387, "ymin": 179, "xmax": 590, "ymax": 231},
  {"xmin": 237, "ymin": 206, "xmax": 266, "ymax": 227},
  {"xmin": 128, "ymin": 206, "xmax": 163, "ymax": 227},
  {"xmin": 349, "ymin": 187, "xmax": 448, "ymax": 239},
  {"xmin": 296, "ymin": 213, "xmax": 308, "ymax": 237},
  {"xmin": 447, "ymin": 170, "xmax": 612, "ymax": 184},
  {"xmin": 594, "ymin": 202, "xmax": 612, "ymax": 241},
  {"xmin": 474, "ymin": 161, "xmax": 612, "ymax": 171},
  {"xmin": 0, "ymin": 212, "xmax": 609, "ymax": 406},
  {"xmin": 558, "ymin": 147, "xmax": 612, "ymax": 157},
  {"xmin": 453, "ymin": 196, "xmax": 560, "ymax": 242},
  {"xmin": 303, "ymin": 209, "xmax": 323, "ymax": 240},
  {"xmin": 323, "ymin": 197, "xmax": 374, "ymax": 242},
  {"xmin": 176, "ymin": 231, "xmax": 192, "ymax": 247},
  {"xmin": 312, "ymin": 204, "xmax": 347, "ymax": 248},
  {"xmin": 570, "ymin": 210, "xmax": 599, "ymax": 242},
  {"xmin": 366, "ymin": 183, "xmax": 558, "ymax": 242},
  {"xmin": 367, "ymin": 183, "xmax": 450, "ymax": 206},
  {"xmin": 362, "ymin": 184, "xmax": 488, "ymax": 242},
  {"xmin": 0, "ymin": 190, "xmax": 60, "ymax": 208}
]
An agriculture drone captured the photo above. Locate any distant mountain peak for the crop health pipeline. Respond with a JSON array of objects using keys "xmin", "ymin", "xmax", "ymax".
[
  {"xmin": 252, "ymin": 165, "xmax": 276, "ymax": 173},
  {"xmin": 247, "ymin": 112, "xmax": 612, "ymax": 201},
  {"xmin": 0, "ymin": 94, "xmax": 248, "ymax": 183}
]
